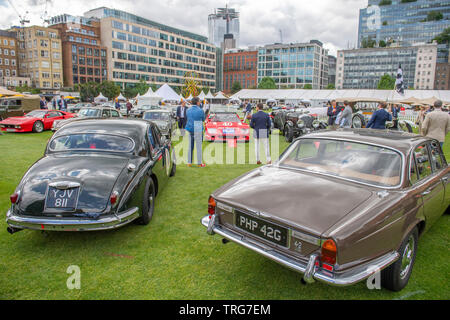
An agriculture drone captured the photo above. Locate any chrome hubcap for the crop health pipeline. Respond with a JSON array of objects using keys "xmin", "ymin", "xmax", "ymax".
[
  {"xmin": 353, "ymin": 118, "xmax": 362, "ymax": 128},
  {"xmin": 400, "ymin": 236, "xmax": 414, "ymax": 279},
  {"xmin": 36, "ymin": 122, "xmax": 43, "ymax": 131}
]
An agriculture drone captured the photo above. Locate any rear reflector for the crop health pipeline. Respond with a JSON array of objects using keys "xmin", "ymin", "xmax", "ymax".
[
  {"xmin": 10, "ymin": 193, "xmax": 18, "ymax": 204},
  {"xmin": 208, "ymin": 196, "xmax": 216, "ymax": 215},
  {"xmin": 110, "ymin": 192, "xmax": 118, "ymax": 205}
]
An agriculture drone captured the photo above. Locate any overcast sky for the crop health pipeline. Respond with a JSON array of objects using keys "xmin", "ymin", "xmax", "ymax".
[{"xmin": 0, "ymin": 0, "xmax": 367, "ymax": 55}]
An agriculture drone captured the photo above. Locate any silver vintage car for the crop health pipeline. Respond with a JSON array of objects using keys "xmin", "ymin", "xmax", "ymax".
[{"xmin": 142, "ymin": 109, "xmax": 177, "ymax": 138}]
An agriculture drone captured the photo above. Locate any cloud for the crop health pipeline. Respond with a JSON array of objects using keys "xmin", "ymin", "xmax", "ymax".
[{"xmin": 0, "ymin": 0, "xmax": 366, "ymax": 54}]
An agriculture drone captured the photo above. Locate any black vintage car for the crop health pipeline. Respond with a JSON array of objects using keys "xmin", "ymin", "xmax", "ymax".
[
  {"xmin": 6, "ymin": 119, "xmax": 176, "ymax": 234},
  {"xmin": 272, "ymin": 109, "xmax": 328, "ymax": 142}
]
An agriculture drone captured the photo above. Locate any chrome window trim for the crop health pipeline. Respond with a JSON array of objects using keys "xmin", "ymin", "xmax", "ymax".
[{"xmin": 277, "ymin": 137, "xmax": 406, "ymax": 190}]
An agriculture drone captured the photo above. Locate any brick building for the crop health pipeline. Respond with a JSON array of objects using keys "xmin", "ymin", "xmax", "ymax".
[
  {"xmin": 0, "ymin": 30, "xmax": 18, "ymax": 84},
  {"xmin": 49, "ymin": 14, "xmax": 108, "ymax": 87},
  {"xmin": 223, "ymin": 49, "xmax": 257, "ymax": 93}
]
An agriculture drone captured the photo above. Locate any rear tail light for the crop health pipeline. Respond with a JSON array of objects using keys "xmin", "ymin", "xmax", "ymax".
[
  {"xmin": 208, "ymin": 196, "xmax": 216, "ymax": 216},
  {"xmin": 10, "ymin": 193, "xmax": 18, "ymax": 204},
  {"xmin": 110, "ymin": 192, "xmax": 119, "ymax": 206},
  {"xmin": 321, "ymin": 239, "xmax": 337, "ymax": 265}
]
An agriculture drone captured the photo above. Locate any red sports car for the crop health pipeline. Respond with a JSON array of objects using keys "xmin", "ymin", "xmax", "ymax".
[
  {"xmin": 0, "ymin": 110, "xmax": 75, "ymax": 133},
  {"xmin": 205, "ymin": 112, "xmax": 250, "ymax": 142}
]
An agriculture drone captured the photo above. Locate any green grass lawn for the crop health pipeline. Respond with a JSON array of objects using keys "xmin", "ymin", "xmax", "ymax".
[{"xmin": 0, "ymin": 129, "xmax": 448, "ymax": 300}]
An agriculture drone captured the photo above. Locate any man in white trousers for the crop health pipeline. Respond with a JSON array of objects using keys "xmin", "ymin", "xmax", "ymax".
[{"xmin": 250, "ymin": 103, "xmax": 272, "ymax": 165}]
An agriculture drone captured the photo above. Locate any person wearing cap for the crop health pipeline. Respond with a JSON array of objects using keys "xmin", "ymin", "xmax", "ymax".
[
  {"xmin": 366, "ymin": 102, "xmax": 392, "ymax": 129},
  {"xmin": 422, "ymin": 100, "xmax": 450, "ymax": 149}
]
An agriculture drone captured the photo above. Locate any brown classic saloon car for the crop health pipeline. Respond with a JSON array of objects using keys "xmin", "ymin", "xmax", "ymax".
[{"xmin": 202, "ymin": 129, "xmax": 449, "ymax": 291}]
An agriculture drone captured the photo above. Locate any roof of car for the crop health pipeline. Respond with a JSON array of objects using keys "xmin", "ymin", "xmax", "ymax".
[
  {"xmin": 143, "ymin": 109, "xmax": 171, "ymax": 113},
  {"xmin": 53, "ymin": 119, "xmax": 149, "ymax": 142},
  {"xmin": 301, "ymin": 129, "xmax": 430, "ymax": 154}
]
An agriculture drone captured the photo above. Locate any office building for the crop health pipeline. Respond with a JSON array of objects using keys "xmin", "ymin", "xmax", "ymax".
[
  {"xmin": 223, "ymin": 49, "xmax": 257, "ymax": 93},
  {"xmin": 336, "ymin": 43, "xmax": 438, "ymax": 90},
  {"xmin": 11, "ymin": 26, "xmax": 63, "ymax": 91},
  {"xmin": 328, "ymin": 55, "xmax": 337, "ymax": 87},
  {"xmin": 84, "ymin": 7, "xmax": 216, "ymax": 91},
  {"xmin": 257, "ymin": 40, "xmax": 329, "ymax": 89},
  {"xmin": 0, "ymin": 30, "xmax": 18, "ymax": 85},
  {"xmin": 49, "ymin": 14, "xmax": 108, "ymax": 87},
  {"xmin": 208, "ymin": 7, "xmax": 240, "ymax": 49},
  {"xmin": 358, "ymin": 0, "xmax": 450, "ymax": 47}
]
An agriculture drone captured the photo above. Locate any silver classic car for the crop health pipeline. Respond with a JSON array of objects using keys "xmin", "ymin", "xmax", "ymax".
[
  {"xmin": 142, "ymin": 109, "xmax": 177, "ymax": 138},
  {"xmin": 202, "ymin": 129, "xmax": 449, "ymax": 291}
]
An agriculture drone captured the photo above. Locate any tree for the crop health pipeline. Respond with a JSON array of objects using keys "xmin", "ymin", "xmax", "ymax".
[
  {"xmin": 303, "ymin": 84, "xmax": 312, "ymax": 89},
  {"xmin": 231, "ymin": 81, "xmax": 242, "ymax": 94},
  {"xmin": 123, "ymin": 78, "xmax": 152, "ymax": 98},
  {"xmin": 78, "ymin": 82, "xmax": 99, "ymax": 102},
  {"xmin": 258, "ymin": 77, "xmax": 277, "ymax": 89},
  {"xmin": 361, "ymin": 37, "xmax": 377, "ymax": 48},
  {"xmin": 326, "ymin": 83, "xmax": 336, "ymax": 89},
  {"xmin": 377, "ymin": 74, "xmax": 396, "ymax": 90},
  {"xmin": 379, "ymin": 40, "xmax": 387, "ymax": 47},
  {"xmin": 97, "ymin": 81, "xmax": 121, "ymax": 100},
  {"xmin": 433, "ymin": 27, "xmax": 450, "ymax": 44},
  {"xmin": 426, "ymin": 11, "xmax": 443, "ymax": 22},
  {"xmin": 15, "ymin": 84, "xmax": 41, "ymax": 94}
]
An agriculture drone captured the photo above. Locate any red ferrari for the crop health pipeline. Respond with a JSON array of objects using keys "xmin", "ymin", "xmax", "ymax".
[
  {"xmin": 205, "ymin": 112, "xmax": 250, "ymax": 142},
  {"xmin": 0, "ymin": 110, "xmax": 75, "ymax": 133}
]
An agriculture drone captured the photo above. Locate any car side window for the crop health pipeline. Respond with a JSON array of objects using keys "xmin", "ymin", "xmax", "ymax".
[
  {"xmin": 430, "ymin": 141, "xmax": 445, "ymax": 171},
  {"xmin": 414, "ymin": 144, "xmax": 433, "ymax": 181},
  {"xmin": 111, "ymin": 110, "xmax": 120, "ymax": 117},
  {"xmin": 102, "ymin": 109, "xmax": 111, "ymax": 117},
  {"xmin": 47, "ymin": 111, "xmax": 58, "ymax": 118},
  {"xmin": 151, "ymin": 125, "xmax": 161, "ymax": 148},
  {"xmin": 409, "ymin": 154, "xmax": 419, "ymax": 185}
]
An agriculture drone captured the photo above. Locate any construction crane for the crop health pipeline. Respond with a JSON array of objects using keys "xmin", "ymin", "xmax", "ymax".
[
  {"xmin": 6, "ymin": 0, "xmax": 30, "ymax": 27},
  {"xmin": 40, "ymin": 0, "xmax": 51, "ymax": 26}
]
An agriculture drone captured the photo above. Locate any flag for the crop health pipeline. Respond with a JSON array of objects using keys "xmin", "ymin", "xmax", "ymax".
[{"xmin": 395, "ymin": 64, "xmax": 404, "ymax": 95}]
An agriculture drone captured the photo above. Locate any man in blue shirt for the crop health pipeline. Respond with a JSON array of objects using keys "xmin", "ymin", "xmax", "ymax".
[
  {"xmin": 366, "ymin": 102, "xmax": 392, "ymax": 129},
  {"xmin": 185, "ymin": 97, "xmax": 206, "ymax": 167},
  {"xmin": 250, "ymin": 103, "xmax": 272, "ymax": 165},
  {"xmin": 244, "ymin": 101, "xmax": 252, "ymax": 122}
]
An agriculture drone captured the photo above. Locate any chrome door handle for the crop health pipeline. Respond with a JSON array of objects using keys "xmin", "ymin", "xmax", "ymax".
[
  {"xmin": 442, "ymin": 177, "xmax": 449, "ymax": 182},
  {"xmin": 421, "ymin": 190, "xmax": 431, "ymax": 196}
]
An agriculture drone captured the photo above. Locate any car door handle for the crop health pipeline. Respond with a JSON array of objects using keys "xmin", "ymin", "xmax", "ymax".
[
  {"xmin": 421, "ymin": 189, "xmax": 431, "ymax": 196},
  {"xmin": 442, "ymin": 177, "xmax": 449, "ymax": 183}
]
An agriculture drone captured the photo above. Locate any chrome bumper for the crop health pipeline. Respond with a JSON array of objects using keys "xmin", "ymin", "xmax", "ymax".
[
  {"xmin": 201, "ymin": 215, "xmax": 399, "ymax": 286},
  {"xmin": 6, "ymin": 207, "xmax": 140, "ymax": 232}
]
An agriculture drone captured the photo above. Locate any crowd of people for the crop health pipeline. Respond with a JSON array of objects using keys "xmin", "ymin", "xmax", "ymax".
[{"xmin": 326, "ymin": 99, "xmax": 450, "ymax": 147}]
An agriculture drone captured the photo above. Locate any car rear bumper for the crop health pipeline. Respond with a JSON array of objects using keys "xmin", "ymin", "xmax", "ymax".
[
  {"xmin": 205, "ymin": 134, "xmax": 249, "ymax": 141},
  {"xmin": 201, "ymin": 215, "xmax": 399, "ymax": 286},
  {"xmin": 6, "ymin": 207, "xmax": 140, "ymax": 232}
]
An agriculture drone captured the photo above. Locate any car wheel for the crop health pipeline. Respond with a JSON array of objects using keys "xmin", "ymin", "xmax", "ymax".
[
  {"xmin": 136, "ymin": 178, "xmax": 155, "ymax": 225},
  {"xmin": 399, "ymin": 122, "xmax": 413, "ymax": 133},
  {"xmin": 284, "ymin": 125, "xmax": 294, "ymax": 143},
  {"xmin": 381, "ymin": 227, "xmax": 418, "ymax": 291},
  {"xmin": 33, "ymin": 121, "xmax": 44, "ymax": 133},
  {"xmin": 352, "ymin": 114, "xmax": 365, "ymax": 128},
  {"xmin": 169, "ymin": 149, "xmax": 176, "ymax": 177}
]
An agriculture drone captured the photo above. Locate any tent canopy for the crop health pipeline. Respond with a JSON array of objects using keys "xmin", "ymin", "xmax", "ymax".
[
  {"xmin": 155, "ymin": 84, "xmax": 181, "ymax": 102},
  {"xmin": 116, "ymin": 93, "xmax": 126, "ymax": 102},
  {"xmin": 138, "ymin": 88, "xmax": 162, "ymax": 108},
  {"xmin": 0, "ymin": 87, "xmax": 21, "ymax": 96},
  {"xmin": 213, "ymin": 91, "xmax": 227, "ymax": 99},
  {"xmin": 198, "ymin": 91, "xmax": 206, "ymax": 100},
  {"xmin": 94, "ymin": 93, "xmax": 108, "ymax": 103},
  {"xmin": 205, "ymin": 91, "xmax": 215, "ymax": 99}
]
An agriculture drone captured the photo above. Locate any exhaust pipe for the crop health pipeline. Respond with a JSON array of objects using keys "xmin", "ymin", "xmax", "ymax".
[{"xmin": 7, "ymin": 226, "xmax": 23, "ymax": 234}]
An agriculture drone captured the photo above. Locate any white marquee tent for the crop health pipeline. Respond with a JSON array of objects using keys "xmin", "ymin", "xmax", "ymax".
[
  {"xmin": 94, "ymin": 93, "xmax": 108, "ymax": 103},
  {"xmin": 116, "ymin": 93, "xmax": 126, "ymax": 102},
  {"xmin": 155, "ymin": 84, "xmax": 182, "ymax": 102},
  {"xmin": 137, "ymin": 88, "xmax": 162, "ymax": 108}
]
